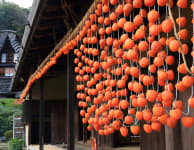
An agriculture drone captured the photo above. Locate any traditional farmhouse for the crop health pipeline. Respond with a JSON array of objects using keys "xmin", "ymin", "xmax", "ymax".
[
  {"xmin": 11, "ymin": 0, "xmax": 194, "ymax": 150},
  {"xmin": 0, "ymin": 30, "xmax": 20, "ymax": 97}
]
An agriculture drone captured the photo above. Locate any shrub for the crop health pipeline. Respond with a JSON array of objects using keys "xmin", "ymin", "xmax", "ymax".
[
  {"xmin": 4, "ymin": 130, "xmax": 13, "ymax": 141},
  {"xmin": 8, "ymin": 138, "xmax": 24, "ymax": 150}
]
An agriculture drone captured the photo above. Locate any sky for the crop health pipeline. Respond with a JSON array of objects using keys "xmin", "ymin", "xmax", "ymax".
[{"xmin": 7, "ymin": 0, "xmax": 33, "ymax": 8}]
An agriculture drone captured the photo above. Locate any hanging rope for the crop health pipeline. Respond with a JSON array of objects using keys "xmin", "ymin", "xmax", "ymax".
[{"xmin": 168, "ymin": 1, "xmax": 194, "ymax": 75}]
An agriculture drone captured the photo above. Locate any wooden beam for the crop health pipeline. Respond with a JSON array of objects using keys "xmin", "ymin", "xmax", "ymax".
[
  {"xmin": 39, "ymin": 78, "xmax": 44, "ymax": 150},
  {"xmin": 67, "ymin": 53, "xmax": 75, "ymax": 150}
]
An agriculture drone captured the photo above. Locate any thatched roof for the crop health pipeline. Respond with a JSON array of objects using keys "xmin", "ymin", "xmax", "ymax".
[{"xmin": 0, "ymin": 30, "xmax": 21, "ymax": 53}]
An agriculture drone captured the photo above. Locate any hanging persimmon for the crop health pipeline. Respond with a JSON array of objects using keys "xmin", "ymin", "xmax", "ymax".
[
  {"xmin": 177, "ymin": 63, "xmax": 187, "ymax": 74},
  {"xmin": 143, "ymin": 124, "xmax": 152, "ymax": 134},
  {"xmin": 147, "ymin": 9, "xmax": 159, "ymax": 23},
  {"xmin": 151, "ymin": 122, "xmax": 161, "ymax": 132},
  {"xmin": 123, "ymin": 3, "xmax": 133, "ymax": 16},
  {"xmin": 157, "ymin": 70, "xmax": 168, "ymax": 81},
  {"xmin": 151, "ymin": 41, "xmax": 162, "ymax": 53},
  {"xmin": 133, "ymin": 0, "xmax": 143, "ymax": 8},
  {"xmin": 178, "ymin": 28, "xmax": 188, "ymax": 40},
  {"xmin": 123, "ymin": 38, "xmax": 134, "ymax": 49},
  {"xmin": 134, "ymin": 15, "xmax": 143, "ymax": 26},
  {"xmin": 101, "ymin": 0, "xmax": 108, "ymax": 4},
  {"xmin": 169, "ymin": 40, "xmax": 180, "ymax": 52},
  {"xmin": 127, "ymin": 49, "xmax": 139, "ymax": 61},
  {"xmin": 182, "ymin": 75, "xmax": 194, "ymax": 88},
  {"xmin": 178, "ymin": 43, "xmax": 189, "ymax": 55},
  {"xmin": 124, "ymin": 115, "xmax": 134, "ymax": 125},
  {"xmin": 138, "ymin": 41, "xmax": 149, "ymax": 51},
  {"xmin": 165, "ymin": 55, "xmax": 174, "ymax": 65},
  {"xmin": 114, "ymin": 110, "xmax": 124, "ymax": 120},
  {"xmin": 110, "ymin": 0, "xmax": 118, "ymax": 5},
  {"xmin": 103, "ymin": 4, "xmax": 109, "ymax": 13},
  {"xmin": 153, "ymin": 56, "xmax": 164, "ymax": 67},
  {"xmin": 158, "ymin": 114, "xmax": 168, "ymax": 125},
  {"xmin": 106, "ymin": 37, "xmax": 113, "ymax": 46},
  {"xmin": 115, "ymin": 4, "xmax": 123, "ymax": 15},
  {"xmin": 117, "ymin": 80, "xmax": 126, "ymax": 88},
  {"xmin": 188, "ymin": 97, "xmax": 194, "ymax": 108},
  {"xmin": 120, "ymin": 100, "xmax": 129, "ymax": 109},
  {"xmin": 98, "ymin": 27, "xmax": 105, "ymax": 35},
  {"xmin": 115, "ymin": 67, "xmax": 122, "ymax": 76},
  {"xmin": 161, "ymin": 19, "xmax": 173, "ymax": 33},
  {"xmin": 167, "ymin": 117, "xmax": 177, "ymax": 128},
  {"xmin": 177, "ymin": 0, "xmax": 188, "ymax": 8},
  {"xmin": 162, "ymin": 90, "xmax": 173, "ymax": 102},
  {"xmin": 143, "ymin": 75, "xmax": 154, "ymax": 86},
  {"xmin": 124, "ymin": 21, "xmax": 135, "ymax": 32},
  {"xmin": 144, "ymin": 0, "xmax": 155, "ymax": 7},
  {"xmin": 120, "ymin": 34, "xmax": 129, "ymax": 43},
  {"xmin": 135, "ymin": 28, "xmax": 145, "ymax": 39},
  {"xmin": 130, "ymin": 125, "xmax": 140, "ymax": 135},
  {"xmin": 182, "ymin": 117, "xmax": 194, "ymax": 128},
  {"xmin": 146, "ymin": 90, "xmax": 158, "ymax": 102},
  {"xmin": 143, "ymin": 109, "xmax": 152, "ymax": 121},
  {"xmin": 157, "ymin": 0, "xmax": 167, "ymax": 6},
  {"xmin": 170, "ymin": 109, "xmax": 182, "ymax": 120},
  {"xmin": 139, "ymin": 57, "xmax": 149, "ymax": 68},
  {"xmin": 136, "ymin": 111, "xmax": 143, "ymax": 120},
  {"xmin": 120, "ymin": 126, "xmax": 128, "ymax": 137},
  {"xmin": 118, "ymin": 18, "xmax": 127, "ymax": 28},
  {"xmin": 176, "ymin": 17, "xmax": 187, "ymax": 27},
  {"xmin": 164, "ymin": 83, "xmax": 174, "ymax": 91},
  {"xmin": 149, "ymin": 24, "xmax": 161, "ymax": 36},
  {"xmin": 148, "ymin": 64, "xmax": 156, "ymax": 73},
  {"xmin": 112, "ymin": 22, "xmax": 119, "ymax": 31},
  {"xmin": 152, "ymin": 104, "xmax": 165, "ymax": 117},
  {"xmin": 128, "ymin": 108, "xmax": 136, "ymax": 115},
  {"xmin": 167, "ymin": 70, "xmax": 175, "ymax": 81},
  {"xmin": 137, "ymin": 97, "xmax": 147, "ymax": 107}
]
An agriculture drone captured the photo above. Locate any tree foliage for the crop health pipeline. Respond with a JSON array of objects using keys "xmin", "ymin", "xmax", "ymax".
[
  {"xmin": 0, "ymin": 1, "xmax": 29, "ymax": 37},
  {"xmin": 0, "ymin": 99, "xmax": 22, "ymax": 136}
]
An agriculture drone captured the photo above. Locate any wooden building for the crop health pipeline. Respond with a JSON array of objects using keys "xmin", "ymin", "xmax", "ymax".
[
  {"xmin": 0, "ymin": 30, "xmax": 20, "ymax": 97},
  {"xmin": 11, "ymin": 0, "xmax": 194, "ymax": 150}
]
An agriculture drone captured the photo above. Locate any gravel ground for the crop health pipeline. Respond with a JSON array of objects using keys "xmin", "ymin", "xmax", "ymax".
[{"xmin": 28, "ymin": 144, "xmax": 139, "ymax": 150}]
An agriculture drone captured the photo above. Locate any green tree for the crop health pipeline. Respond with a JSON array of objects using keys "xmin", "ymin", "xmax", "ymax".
[
  {"xmin": 0, "ymin": 2, "xmax": 29, "ymax": 37},
  {"xmin": 0, "ymin": 99, "xmax": 22, "ymax": 136}
]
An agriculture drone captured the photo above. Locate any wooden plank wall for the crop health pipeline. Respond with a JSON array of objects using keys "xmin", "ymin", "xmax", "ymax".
[{"xmin": 29, "ymin": 101, "xmax": 67, "ymax": 144}]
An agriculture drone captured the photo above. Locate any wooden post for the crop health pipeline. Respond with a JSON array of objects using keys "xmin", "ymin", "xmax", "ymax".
[
  {"xmin": 39, "ymin": 79, "xmax": 44, "ymax": 150},
  {"xmin": 67, "ymin": 53, "xmax": 75, "ymax": 150},
  {"xmin": 29, "ymin": 88, "xmax": 32, "ymax": 145},
  {"xmin": 83, "ymin": 124, "xmax": 87, "ymax": 143}
]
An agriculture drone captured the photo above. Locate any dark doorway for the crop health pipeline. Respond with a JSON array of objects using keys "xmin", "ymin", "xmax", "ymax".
[{"xmin": 31, "ymin": 117, "xmax": 51, "ymax": 144}]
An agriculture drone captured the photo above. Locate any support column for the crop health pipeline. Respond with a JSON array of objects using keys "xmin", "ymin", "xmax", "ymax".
[
  {"xmin": 29, "ymin": 89, "xmax": 32, "ymax": 145},
  {"xmin": 67, "ymin": 53, "xmax": 75, "ymax": 150},
  {"xmin": 39, "ymin": 79, "xmax": 44, "ymax": 150}
]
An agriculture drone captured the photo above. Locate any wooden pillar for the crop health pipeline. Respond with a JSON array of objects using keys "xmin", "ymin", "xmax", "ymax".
[
  {"xmin": 83, "ymin": 124, "xmax": 87, "ymax": 143},
  {"xmin": 67, "ymin": 53, "xmax": 75, "ymax": 150},
  {"xmin": 39, "ymin": 79, "xmax": 44, "ymax": 150},
  {"xmin": 29, "ymin": 89, "xmax": 32, "ymax": 145}
]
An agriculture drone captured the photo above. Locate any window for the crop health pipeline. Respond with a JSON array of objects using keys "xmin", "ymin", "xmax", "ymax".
[
  {"xmin": 1, "ymin": 53, "xmax": 6, "ymax": 63},
  {"xmin": 6, "ymin": 53, "xmax": 13, "ymax": 63},
  {"xmin": 5, "ymin": 68, "xmax": 14, "ymax": 77},
  {"xmin": 14, "ymin": 53, "xmax": 18, "ymax": 63}
]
